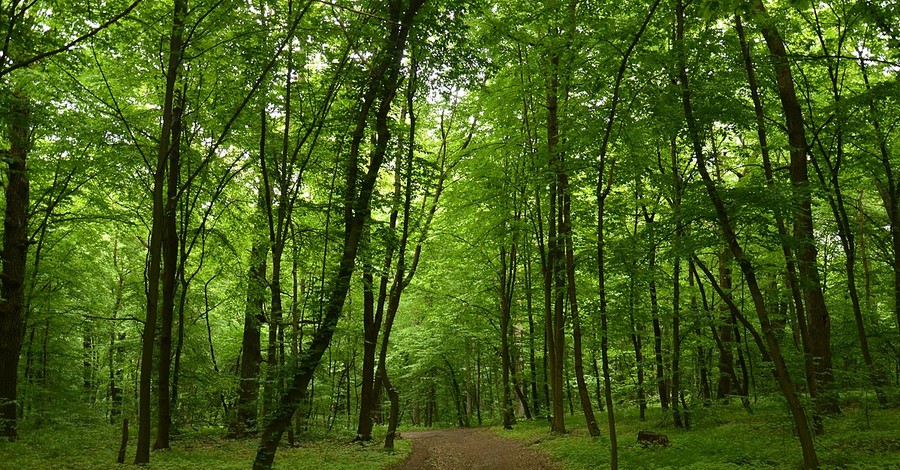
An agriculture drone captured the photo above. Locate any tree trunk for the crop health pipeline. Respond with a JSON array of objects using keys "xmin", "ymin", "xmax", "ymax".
[
  {"xmin": 545, "ymin": 50, "xmax": 567, "ymax": 435},
  {"xmin": 715, "ymin": 249, "xmax": 738, "ymax": 399},
  {"xmin": 733, "ymin": 14, "xmax": 818, "ymax": 404},
  {"xmin": 858, "ymin": 54, "xmax": 900, "ymax": 380},
  {"xmin": 524, "ymin": 250, "xmax": 541, "ymax": 417},
  {"xmin": 253, "ymin": 3, "xmax": 423, "ymax": 467},
  {"xmin": 676, "ymin": 3, "xmax": 819, "ymax": 466},
  {"xmin": 135, "ymin": 0, "xmax": 186, "ymax": 461},
  {"xmin": 648, "ymin": 239, "xmax": 668, "ymax": 410},
  {"xmin": 671, "ymin": 136, "xmax": 685, "ymax": 430},
  {"xmin": 750, "ymin": 0, "xmax": 839, "ymax": 418},
  {"xmin": 628, "ymin": 274, "xmax": 646, "ymax": 421},
  {"xmin": 561, "ymin": 178, "xmax": 601, "ymax": 436},
  {"xmin": 154, "ymin": 93, "xmax": 184, "ymax": 451},
  {"xmin": 500, "ymin": 246, "xmax": 516, "ymax": 429},
  {"xmin": 0, "ymin": 90, "xmax": 31, "ymax": 442},
  {"xmin": 383, "ymin": 369, "xmax": 400, "ymax": 449},
  {"xmin": 229, "ymin": 111, "xmax": 270, "ymax": 438},
  {"xmin": 109, "ymin": 249, "xmax": 126, "ymax": 423}
]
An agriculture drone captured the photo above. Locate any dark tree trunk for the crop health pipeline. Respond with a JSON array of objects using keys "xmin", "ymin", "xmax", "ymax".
[
  {"xmin": 804, "ymin": 10, "xmax": 887, "ymax": 404},
  {"xmin": 0, "ymin": 90, "xmax": 31, "ymax": 442},
  {"xmin": 734, "ymin": 15, "xmax": 818, "ymax": 404},
  {"xmin": 135, "ymin": 0, "xmax": 186, "ymax": 462},
  {"xmin": 154, "ymin": 94, "xmax": 184, "ymax": 451},
  {"xmin": 858, "ymin": 55, "xmax": 900, "ymax": 381},
  {"xmin": 109, "ymin": 252, "xmax": 126, "ymax": 423},
  {"xmin": 545, "ymin": 51, "xmax": 567, "ymax": 435},
  {"xmin": 383, "ymin": 369, "xmax": 400, "ymax": 449},
  {"xmin": 229, "ymin": 111, "xmax": 270, "ymax": 438},
  {"xmin": 628, "ymin": 274, "xmax": 646, "ymax": 421},
  {"xmin": 357, "ymin": 267, "xmax": 379, "ymax": 441},
  {"xmin": 524, "ymin": 251, "xmax": 541, "ymax": 417},
  {"xmin": 83, "ymin": 326, "xmax": 94, "ymax": 401},
  {"xmin": 590, "ymin": 2, "xmax": 665, "ymax": 466},
  {"xmin": 500, "ymin": 246, "xmax": 516, "ymax": 429},
  {"xmin": 648, "ymin": 241, "xmax": 668, "ymax": 410},
  {"xmin": 715, "ymin": 249, "xmax": 738, "ymax": 399},
  {"xmin": 670, "ymin": 136, "xmax": 685, "ymax": 430},
  {"xmin": 561, "ymin": 177, "xmax": 601, "ymax": 436}
]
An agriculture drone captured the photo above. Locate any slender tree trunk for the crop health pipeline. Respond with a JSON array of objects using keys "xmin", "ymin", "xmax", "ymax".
[
  {"xmin": 83, "ymin": 326, "xmax": 94, "ymax": 401},
  {"xmin": 676, "ymin": 4, "xmax": 818, "ymax": 466},
  {"xmin": 135, "ymin": 0, "xmax": 186, "ymax": 461},
  {"xmin": 500, "ymin": 246, "xmax": 516, "ymax": 429},
  {"xmin": 734, "ymin": 15, "xmax": 818, "ymax": 404},
  {"xmin": 561, "ymin": 180, "xmax": 601, "ymax": 436},
  {"xmin": 253, "ymin": 3, "xmax": 423, "ymax": 467},
  {"xmin": 524, "ymin": 251, "xmax": 541, "ymax": 417},
  {"xmin": 671, "ymin": 136, "xmax": 685, "ymax": 430},
  {"xmin": 598, "ymin": 194, "xmax": 617, "ymax": 465},
  {"xmin": 715, "ymin": 249, "xmax": 738, "ymax": 399},
  {"xmin": 109, "ymin": 244, "xmax": 126, "ymax": 423},
  {"xmin": 155, "ymin": 94, "xmax": 184, "ymax": 451},
  {"xmin": 858, "ymin": 55, "xmax": 900, "ymax": 373},
  {"xmin": 628, "ymin": 274, "xmax": 646, "ymax": 421},
  {"xmin": 805, "ymin": 12, "xmax": 887, "ymax": 403},
  {"xmin": 648, "ymin": 240, "xmax": 668, "ymax": 409},
  {"xmin": 749, "ymin": 0, "xmax": 839, "ymax": 418},
  {"xmin": 545, "ymin": 48, "xmax": 568, "ymax": 435}
]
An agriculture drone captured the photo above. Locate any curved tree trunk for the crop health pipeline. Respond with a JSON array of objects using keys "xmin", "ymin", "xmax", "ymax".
[{"xmin": 252, "ymin": 2, "xmax": 424, "ymax": 467}]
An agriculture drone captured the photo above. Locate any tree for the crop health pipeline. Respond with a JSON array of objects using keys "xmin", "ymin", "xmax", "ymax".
[{"xmin": 253, "ymin": 1, "xmax": 426, "ymax": 466}]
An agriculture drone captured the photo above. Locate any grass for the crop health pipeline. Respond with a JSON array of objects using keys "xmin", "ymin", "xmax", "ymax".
[
  {"xmin": 490, "ymin": 394, "xmax": 900, "ymax": 469},
  {"xmin": 0, "ymin": 421, "xmax": 410, "ymax": 470}
]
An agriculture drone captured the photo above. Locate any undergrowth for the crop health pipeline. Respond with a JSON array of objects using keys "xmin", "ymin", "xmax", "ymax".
[
  {"xmin": 0, "ymin": 421, "xmax": 409, "ymax": 470},
  {"xmin": 491, "ymin": 393, "xmax": 900, "ymax": 469}
]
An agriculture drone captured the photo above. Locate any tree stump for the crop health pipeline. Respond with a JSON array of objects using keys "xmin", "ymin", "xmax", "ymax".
[{"xmin": 637, "ymin": 430, "xmax": 669, "ymax": 446}]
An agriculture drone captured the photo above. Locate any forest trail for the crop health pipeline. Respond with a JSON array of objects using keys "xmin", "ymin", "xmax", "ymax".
[{"xmin": 392, "ymin": 427, "xmax": 562, "ymax": 470}]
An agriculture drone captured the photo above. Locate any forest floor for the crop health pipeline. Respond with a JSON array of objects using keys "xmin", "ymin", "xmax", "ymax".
[
  {"xmin": 489, "ymin": 392, "xmax": 900, "ymax": 469},
  {"xmin": 391, "ymin": 427, "xmax": 561, "ymax": 470}
]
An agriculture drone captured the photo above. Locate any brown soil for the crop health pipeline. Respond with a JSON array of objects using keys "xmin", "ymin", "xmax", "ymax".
[{"xmin": 391, "ymin": 427, "xmax": 562, "ymax": 470}]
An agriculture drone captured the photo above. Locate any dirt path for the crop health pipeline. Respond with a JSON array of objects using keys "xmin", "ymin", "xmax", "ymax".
[{"xmin": 391, "ymin": 428, "xmax": 561, "ymax": 470}]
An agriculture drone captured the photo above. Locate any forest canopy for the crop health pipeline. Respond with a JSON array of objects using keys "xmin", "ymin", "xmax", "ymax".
[{"xmin": 1, "ymin": 0, "xmax": 900, "ymax": 469}]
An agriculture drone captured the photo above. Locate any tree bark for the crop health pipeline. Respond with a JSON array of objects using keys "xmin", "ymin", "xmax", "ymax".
[
  {"xmin": 500, "ymin": 246, "xmax": 517, "ymax": 429},
  {"xmin": 231, "ymin": 109, "xmax": 270, "ymax": 436},
  {"xmin": 135, "ymin": 0, "xmax": 186, "ymax": 461},
  {"xmin": 545, "ymin": 51, "xmax": 566, "ymax": 435},
  {"xmin": 857, "ymin": 54, "xmax": 900, "ymax": 374},
  {"xmin": 230, "ymin": 237, "xmax": 267, "ymax": 437},
  {"xmin": 154, "ymin": 94, "xmax": 184, "ymax": 451},
  {"xmin": 715, "ymin": 249, "xmax": 738, "ymax": 399},
  {"xmin": 561, "ymin": 171, "xmax": 601, "ymax": 436},
  {"xmin": 0, "ymin": 89, "xmax": 31, "ymax": 442}
]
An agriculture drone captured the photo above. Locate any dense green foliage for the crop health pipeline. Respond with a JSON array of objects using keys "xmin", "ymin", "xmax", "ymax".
[{"xmin": 1, "ymin": 0, "xmax": 899, "ymax": 468}]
